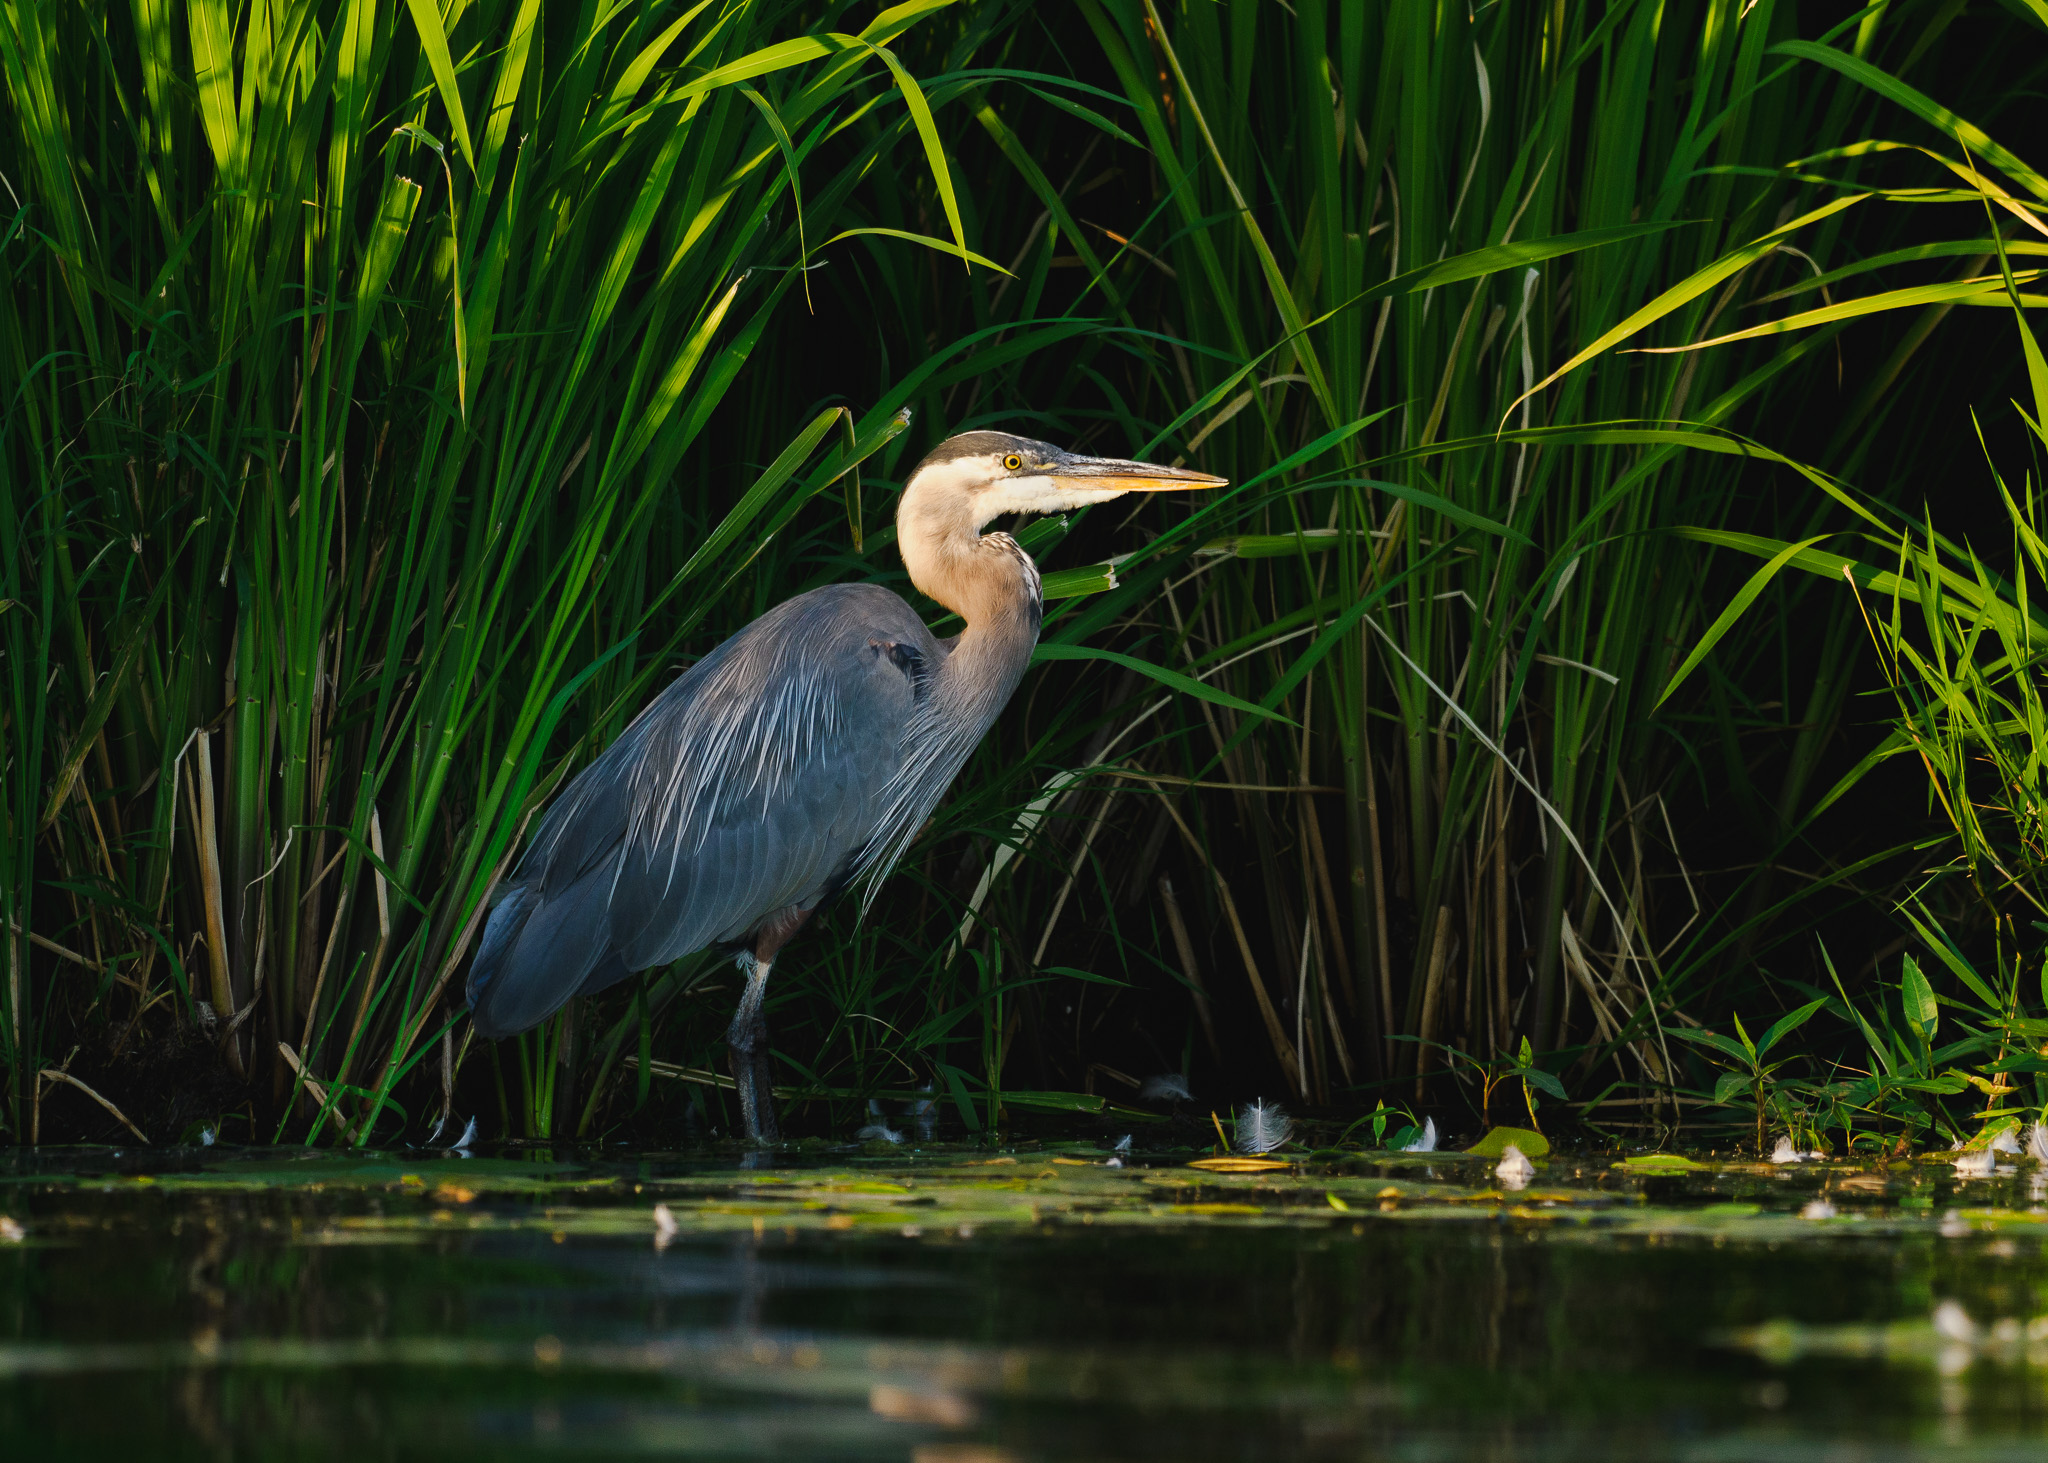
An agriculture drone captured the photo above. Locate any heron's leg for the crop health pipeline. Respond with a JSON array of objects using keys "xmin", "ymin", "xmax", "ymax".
[
  {"xmin": 724, "ymin": 955, "xmax": 780, "ymax": 1145},
  {"xmin": 723, "ymin": 908, "xmax": 815, "ymax": 1145}
]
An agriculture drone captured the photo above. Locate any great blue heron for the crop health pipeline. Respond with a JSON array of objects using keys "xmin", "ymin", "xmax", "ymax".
[{"xmin": 465, "ymin": 430, "xmax": 1224, "ymax": 1143}]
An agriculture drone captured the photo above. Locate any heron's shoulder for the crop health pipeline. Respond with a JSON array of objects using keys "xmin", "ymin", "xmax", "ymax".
[
  {"xmin": 751, "ymin": 583, "xmax": 934, "ymax": 647},
  {"xmin": 774, "ymin": 580, "xmax": 920, "ymax": 618}
]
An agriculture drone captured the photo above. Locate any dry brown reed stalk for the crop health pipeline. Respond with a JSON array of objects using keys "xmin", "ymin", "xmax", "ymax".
[
  {"xmin": 35, "ymin": 1067, "xmax": 150, "ymax": 1146},
  {"xmin": 1158, "ymin": 875, "xmax": 1222, "ymax": 1065},
  {"xmin": 1135, "ymin": 772, "xmax": 1301, "ymax": 1095}
]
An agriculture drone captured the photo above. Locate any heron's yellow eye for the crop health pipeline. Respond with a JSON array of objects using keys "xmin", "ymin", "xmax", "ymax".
[{"xmin": 1003, "ymin": 453, "xmax": 1023, "ymax": 472}]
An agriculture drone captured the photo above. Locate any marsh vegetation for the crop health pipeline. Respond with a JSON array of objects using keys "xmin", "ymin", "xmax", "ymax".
[{"xmin": 5, "ymin": 0, "xmax": 2048, "ymax": 1156}]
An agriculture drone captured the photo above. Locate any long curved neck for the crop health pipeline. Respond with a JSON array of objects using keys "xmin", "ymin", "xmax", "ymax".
[{"xmin": 897, "ymin": 470, "xmax": 1041, "ymax": 731}]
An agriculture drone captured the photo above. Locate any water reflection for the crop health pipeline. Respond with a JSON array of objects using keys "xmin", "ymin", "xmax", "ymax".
[{"xmin": 3, "ymin": 1145, "xmax": 2048, "ymax": 1458}]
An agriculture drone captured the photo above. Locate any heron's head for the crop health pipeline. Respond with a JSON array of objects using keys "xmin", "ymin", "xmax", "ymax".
[{"xmin": 902, "ymin": 429, "xmax": 1227, "ymax": 531}]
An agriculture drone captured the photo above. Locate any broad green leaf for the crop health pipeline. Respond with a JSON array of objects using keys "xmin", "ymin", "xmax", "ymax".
[
  {"xmin": 1958, "ymin": 1118, "xmax": 2024, "ymax": 1152},
  {"xmin": 738, "ymin": 84, "xmax": 811, "ymax": 276},
  {"xmin": 1523, "ymin": 1069, "xmax": 1567, "ymax": 1101},
  {"xmin": 1712, "ymin": 1071, "xmax": 1751, "ymax": 1105},
  {"xmin": 1757, "ymin": 997, "xmax": 1832, "ymax": 1057},
  {"xmin": 1984, "ymin": 1054, "xmax": 2048, "ymax": 1074},
  {"xmin": 403, "ymin": 0, "xmax": 476, "ymax": 170},
  {"xmin": 1366, "ymin": 221, "xmax": 1693, "ymax": 305},
  {"xmin": 1196, "ymin": 529, "xmax": 1361, "ymax": 559},
  {"xmin": 997, "ymin": 1090, "xmax": 1110, "ymax": 1112},
  {"xmin": 475, "ymin": 0, "xmax": 542, "ymax": 179},
  {"xmin": 1895, "ymin": 904, "xmax": 2005, "ymax": 1013},
  {"xmin": 1732, "ymin": 1011, "xmax": 1759, "ymax": 1061},
  {"xmin": 1635, "ymin": 274, "xmax": 2038, "ymax": 354},
  {"xmin": 187, "ymin": 0, "xmax": 242, "ymax": 178},
  {"xmin": 674, "ymin": 35, "xmax": 855, "ymax": 100},
  {"xmin": 1611, "ymin": 1153, "xmax": 1705, "ymax": 1171},
  {"xmin": 1507, "ymin": 193, "xmax": 1869, "ymax": 419},
  {"xmin": 1900, "ymin": 1072, "xmax": 1969, "ymax": 1094},
  {"xmin": 1031, "ymin": 644, "xmax": 1296, "ymax": 723},
  {"xmin": 818, "ymin": 226, "xmax": 1006, "ymax": 273},
  {"xmin": 1771, "ymin": 41, "xmax": 2048, "ymax": 205},
  {"xmin": 1465, "ymin": 1126, "xmax": 1549, "ymax": 1158},
  {"xmin": 1233, "ymin": 410, "xmax": 1395, "ymax": 492},
  {"xmin": 352, "ymin": 176, "xmax": 423, "ymax": 358},
  {"xmin": 1668, "ymin": 1027, "xmax": 1754, "ymax": 1065},
  {"xmin": 1332, "ymin": 478, "xmax": 1533, "ymax": 545},
  {"xmin": 859, "ymin": 0, "xmax": 959, "ymax": 44},
  {"xmin": 935, "ymin": 1062, "xmax": 981, "ymax": 1132},
  {"xmin": 855, "ymin": 41, "xmax": 969, "ymax": 268},
  {"xmin": 671, "ymin": 407, "xmax": 844, "ymax": 587},
  {"xmin": 1902, "ymin": 953, "xmax": 1939, "ymax": 1043},
  {"xmin": 1040, "ymin": 966, "xmax": 1131, "ymax": 987},
  {"xmin": 1673, "ymin": 528, "xmax": 1925, "ymax": 606},
  {"xmin": 1041, "ymin": 563, "xmax": 1119, "ymax": 600}
]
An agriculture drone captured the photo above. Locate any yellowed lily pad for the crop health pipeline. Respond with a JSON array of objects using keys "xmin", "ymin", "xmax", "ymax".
[{"xmin": 1187, "ymin": 1156, "xmax": 1294, "ymax": 1173}]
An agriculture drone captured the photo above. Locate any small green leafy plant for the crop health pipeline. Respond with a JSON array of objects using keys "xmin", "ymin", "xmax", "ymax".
[{"xmin": 1671, "ymin": 999, "xmax": 1830, "ymax": 1154}]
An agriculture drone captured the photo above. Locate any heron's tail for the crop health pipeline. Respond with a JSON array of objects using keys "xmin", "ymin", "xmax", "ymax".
[{"xmin": 466, "ymin": 872, "xmax": 616, "ymax": 1039}]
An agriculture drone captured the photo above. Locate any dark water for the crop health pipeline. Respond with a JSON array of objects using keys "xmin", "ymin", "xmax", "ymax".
[{"xmin": 4, "ymin": 1143, "xmax": 2048, "ymax": 1460}]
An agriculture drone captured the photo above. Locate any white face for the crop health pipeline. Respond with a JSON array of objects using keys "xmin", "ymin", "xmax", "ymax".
[
  {"xmin": 911, "ymin": 451, "xmax": 1140, "ymax": 528},
  {"xmin": 970, "ymin": 450, "xmax": 1130, "ymax": 522},
  {"xmin": 900, "ymin": 440, "xmax": 1224, "ymax": 540}
]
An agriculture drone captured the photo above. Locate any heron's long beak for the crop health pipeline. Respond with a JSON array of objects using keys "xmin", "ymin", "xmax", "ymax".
[{"xmin": 1050, "ymin": 454, "xmax": 1228, "ymax": 492}]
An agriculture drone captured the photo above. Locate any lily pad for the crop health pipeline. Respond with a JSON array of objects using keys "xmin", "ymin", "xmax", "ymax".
[
  {"xmin": 1464, "ymin": 1127, "xmax": 1550, "ymax": 1158},
  {"xmin": 1187, "ymin": 1156, "xmax": 1294, "ymax": 1173},
  {"xmin": 1611, "ymin": 1153, "xmax": 1704, "ymax": 1172}
]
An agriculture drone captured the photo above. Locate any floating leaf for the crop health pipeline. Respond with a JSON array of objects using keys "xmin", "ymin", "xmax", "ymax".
[
  {"xmin": 1612, "ymin": 1153, "xmax": 1705, "ymax": 1172},
  {"xmin": 1186, "ymin": 1156, "xmax": 1293, "ymax": 1173},
  {"xmin": 1465, "ymin": 1126, "xmax": 1551, "ymax": 1158}
]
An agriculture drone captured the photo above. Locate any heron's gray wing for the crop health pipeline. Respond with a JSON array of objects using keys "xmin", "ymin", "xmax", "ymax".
[
  {"xmin": 601, "ymin": 584, "xmax": 928, "ymax": 971},
  {"xmin": 467, "ymin": 585, "xmax": 931, "ymax": 1036}
]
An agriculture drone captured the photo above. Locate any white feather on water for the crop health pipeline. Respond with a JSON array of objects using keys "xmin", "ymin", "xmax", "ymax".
[
  {"xmin": 1140, "ymin": 1074, "xmax": 1193, "ymax": 1104},
  {"xmin": 1955, "ymin": 1147, "xmax": 1997, "ymax": 1178},
  {"xmin": 2029, "ymin": 1123, "xmax": 2048, "ymax": 1165},
  {"xmin": 1770, "ymin": 1136, "xmax": 1827, "ymax": 1162},
  {"xmin": 1234, "ymin": 1099, "xmax": 1292, "ymax": 1155},
  {"xmin": 858, "ymin": 1100, "xmax": 905, "ymax": 1144},
  {"xmin": 1495, "ymin": 1144, "xmax": 1535, "ymax": 1189},
  {"xmin": 1401, "ymin": 1116, "xmax": 1437, "ymax": 1152}
]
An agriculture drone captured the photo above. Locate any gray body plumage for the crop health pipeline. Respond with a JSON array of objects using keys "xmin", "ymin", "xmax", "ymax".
[{"xmin": 466, "ymin": 578, "xmax": 1029, "ymax": 1039}]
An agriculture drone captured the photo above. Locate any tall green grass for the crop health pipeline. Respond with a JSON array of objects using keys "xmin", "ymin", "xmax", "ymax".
[
  {"xmin": 4, "ymin": 0, "xmax": 2039, "ymax": 1145},
  {"xmin": 1664, "ymin": 97, "xmax": 2048, "ymax": 1149},
  {"xmin": 820, "ymin": 0, "xmax": 2024, "ymax": 1131},
  {"xmin": 0, "ymin": 0, "xmax": 998, "ymax": 1141}
]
